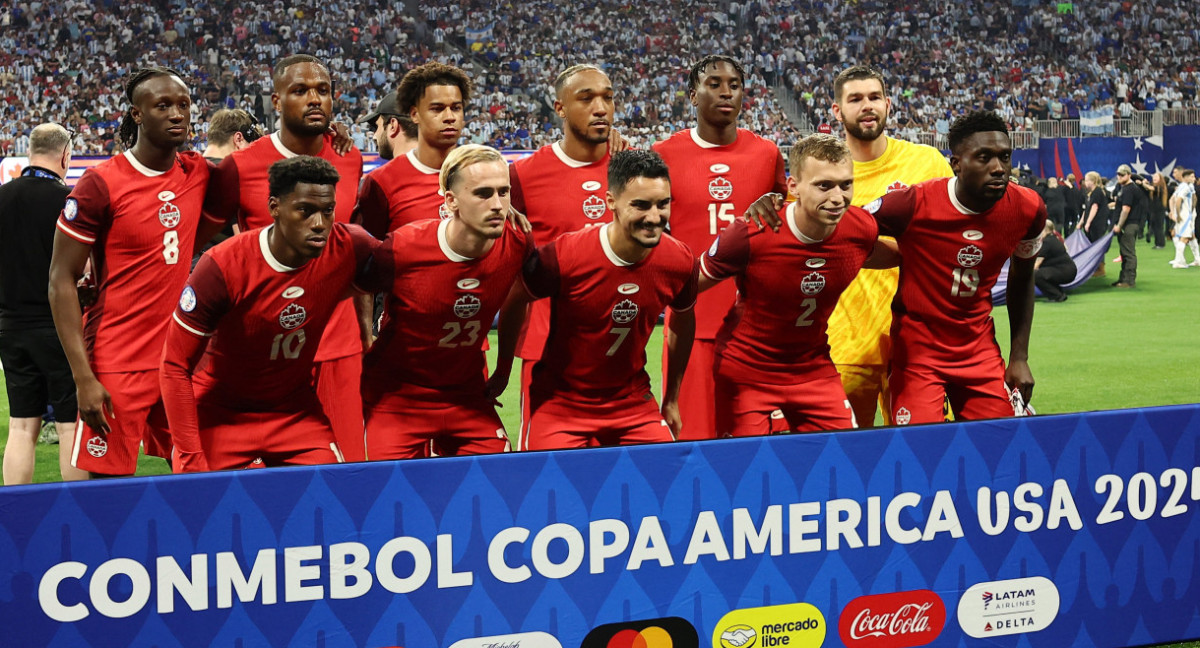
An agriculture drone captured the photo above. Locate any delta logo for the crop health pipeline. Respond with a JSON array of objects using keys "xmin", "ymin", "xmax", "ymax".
[
  {"xmin": 583, "ymin": 194, "xmax": 607, "ymax": 220},
  {"xmin": 838, "ymin": 590, "xmax": 946, "ymax": 648},
  {"xmin": 956, "ymin": 576, "xmax": 1060, "ymax": 639},
  {"xmin": 709, "ymin": 176, "xmax": 733, "ymax": 201},
  {"xmin": 712, "ymin": 602, "xmax": 826, "ymax": 648},
  {"xmin": 579, "ymin": 616, "xmax": 698, "ymax": 648}
]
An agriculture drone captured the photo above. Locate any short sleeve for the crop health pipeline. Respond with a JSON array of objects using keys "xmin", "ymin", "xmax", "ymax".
[
  {"xmin": 204, "ymin": 156, "xmax": 242, "ymax": 224},
  {"xmin": 521, "ymin": 241, "xmax": 561, "ymax": 299},
  {"xmin": 1014, "ymin": 198, "xmax": 1048, "ymax": 259},
  {"xmin": 699, "ymin": 218, "xmax": 751, "ymax": 281},
  {"xmin": 509, "ymin": 163, "xmax": 527, "ymax": 216},
  {"xmin": 352, "ymin": 225, "xmax": 394, "ymax": 293},
  {"xmin": 771, "ymin": 148, "xmax": 787, "ymax": 194},
  {"xmin": 867, "ymin": 185, "xmax": 917, "ymax": 238},
  {"xmin": 670, "ymin": 257, "xmax": 700, "ymax": 312},
  {"xmin": 173, "ymin": 254, "xmax": 231, "ymax": 337},
  {"xmin": 57, "ymin": 170, "xmax": 110, "ymax": 244},
  {"xmin": 352, "ymin": 175, "xmax": 391, "ymax": 239}
]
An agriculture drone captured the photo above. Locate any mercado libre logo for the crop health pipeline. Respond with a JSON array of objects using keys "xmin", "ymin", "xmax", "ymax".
[
  {"xmin": 580, "ymin": 616, "xmax": 699, "ymax": 648},
  {"xmin": 713, "ymin": 602, "xmax": 826, "ymax": 648},
  {"xmin": 838, "ymin": 590, "xmax": 946, "ymax": 648}
]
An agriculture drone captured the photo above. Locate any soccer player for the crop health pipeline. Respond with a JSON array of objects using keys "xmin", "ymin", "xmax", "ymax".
[
  {"xmin": 867, "ymin": 111, "xmax": 1044, "ymax": 425},
  {"xmin": 352, "ymin": 63, "xmax": 471, "ymax": 238},
  {"xmin": 206, "ymin": 54, "xmax": 368, "ymax": 461},
  {"xmin": 511, "ymin": 150, "xmax": 697, "ymax": 450},
  {"xmin": 652, "ymin": 55, "xmax": 786, "ymax": 440},
  {"xmin": 161, "ymin": 157, "xmax": 377, "ymax": 472},
  {"xmin": 49, "ymin": 67, "xmax": 219, "ymax": 476},
  {"xmin": 509, "ymin": 64, "xmax": 618, "ymax": 426},
  {"xmin": 359, "ymin": 145, "xmax": 532, "ymax": 459},
  {"xmin": 357, "ymin": 90, "xmax": 418, "ymax": 162},
  {"xmin": 1168, "ymin": 168, "xmax": 1198, "ymax": 268},
  {"xmin": 700, "ymin": 134, "xmax": 896, "ymax": 435}
]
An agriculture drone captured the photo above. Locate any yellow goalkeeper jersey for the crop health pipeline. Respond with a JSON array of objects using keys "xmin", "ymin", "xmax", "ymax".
[{"xmin": 828, "ymin": 136, "xmax": 954, "ymax": 366}]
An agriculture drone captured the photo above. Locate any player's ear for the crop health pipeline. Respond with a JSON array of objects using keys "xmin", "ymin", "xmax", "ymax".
[
  {"xmin": 388, "ymin": 117, "xmax": 402, "ymax": 139},
  {"xmin": 444, "ymin": 190, "xmax": 457, "ymax": 214},
  {"xmin": 268, "ymin": 195, "xmax": 280, "ymax": 219},
  {"xmin": 553, "ymin": 100, "xmax": 565, "ymax": 120},
  {"xmin": 605, "ymin": 190, "xmax": 617, "ymax": 212},
  {"xmin": 786, "ymin": 174, "xmax": 799, "ymax": 197},
  {"xmin": 830, "ymin": 103, "xmax": 843, "ymax": 124},
  {"xmin": 270, "ymin": 93, "xmax": 281, "ymax": 115}
]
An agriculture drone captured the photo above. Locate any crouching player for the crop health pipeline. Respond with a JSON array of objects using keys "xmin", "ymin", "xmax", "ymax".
[
  {"xmin": 359, "ymin": 145, "xmax": 533, "ymax": 459},
  {"xmin": 701, "ymin": 134, "xmax": 896, "ymax": 435},
  {"xmin": 507, "ymin": 150, "xmax": 698, "ymax": 450},
  {"xmin": 161, "ymin": 157, "xmax": 377, "ymax": 471}
]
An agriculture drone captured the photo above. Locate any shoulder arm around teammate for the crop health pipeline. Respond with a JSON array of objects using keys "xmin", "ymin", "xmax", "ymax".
[
  {"xmin": 489, "ymin": 230, "xmax": 540, "ymax": 400},
  {"xmin": 1003, "ymin": 196, "xmax": 1048, "ymax": 403},
  {"xmin": 867, "ymin": 185, "xmax": 918, "ymax": 238},
  {"xmin": 698, "ymin": 219, "xmax": 752, "ymax": 292}
]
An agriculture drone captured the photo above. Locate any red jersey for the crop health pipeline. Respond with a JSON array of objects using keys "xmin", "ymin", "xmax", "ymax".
[
  {"xmin": 165, "ymin": 223, "xmax": 377, "ymax": 412},
  {"xmin": 359, "ymin": 218, "xmax": 533, "ymax": 408},
  {"xmin": 352, "ymin": 149, "xmax": 448, "ymax": 239},
  {"xmin": 56, "ymin": 150, "xmax": 217, "ymax": 372},
  {"xmin": 701, "ymin": 204, "xmax": 878, "ymax": 384},
  {"xmin": 510, "ymin": 142, "xmax": 612, "ymax": 361},
  {"xmin": 206, "ymin": 132, "xmax": 365, "ymax": 361},
  {"xmin": 522, "ymin": 224, "xmax": 698, "ymax": 404},
  {"xmin": 870, "ymin": 177, "xmax": 1046, "ymax": 355},
  {"xmin": 653, "ymin": 128, "xmax": 786, "ymax": 338}
]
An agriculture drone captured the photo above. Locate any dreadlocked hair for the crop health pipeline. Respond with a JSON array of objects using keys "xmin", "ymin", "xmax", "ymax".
[{"xmin": 117, "ymin": 67, "xmax": 186, "ymax": 149}]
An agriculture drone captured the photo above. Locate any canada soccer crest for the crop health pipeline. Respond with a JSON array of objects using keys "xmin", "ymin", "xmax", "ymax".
[
  {"xmin": 957, "ymin": 245, "xmax": 983, "ymax": 268},
  {"xmin": 895, "ymin": 407, "xmax": 912, "ymax": 425},
  {"xmin": 439, "ymin": 203, "xmax": 452, "ymax": 220},
  {"xmin": 86, "ymin": 437, "xmax": 107, "ymax": 457},
  {"xmin": 886, "ymin": 181, "xmax": 908, "ymax": 193},
  {"xmin": 709, "ymin": 176, "xmax": 733, "ymax": 201},
  {"xmin": 159, "ymin": 202, "xmax": 181, "ymax": 228},
  {"xmin": 279, "ymin": 303, "xmax": 307, "ymax": 330},
  {"xmin": 454, "ymin": 294, "xmax": 482, "ymax": 318},
  {"xmin": 582, "ymin": 194, "xmax": 606, "ymax": 220},
  {"xmin": 611, "ymin": 299, "xmax": 639, "ymax": 323},
  {"xmin": 800, "ymin": 271, "xmax": 826, "ymax": 296}
]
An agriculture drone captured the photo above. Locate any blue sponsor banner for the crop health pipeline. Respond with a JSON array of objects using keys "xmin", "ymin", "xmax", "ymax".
[
  {"xmin": 1, "ymin": 406, "xmax": 1198, "ymax": 647},
  {"xmin": 1013, "ymin": 126, "xmax": 1200, "ymax": 180}
]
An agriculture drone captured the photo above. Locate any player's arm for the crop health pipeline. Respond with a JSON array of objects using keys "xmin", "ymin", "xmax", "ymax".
[
  {"xmin": 862, "ymin": 237, "xmax": 901, "ymax": 269},
  {"xmin": 867, "ymin": 188, "xmax": 917, "ymax": 238},
  {"xmin": 506, "ymin": 165, "xmax": 533, "ymax": 234},
  {"xmin": 194, "ymin": 164, "xmax": 230, "ymax": 252},
  {"xmin": 1005, "ymin": 206, "xmax": 1047, "ymax": 403},
  {"xmin": 351, "ymin": 175, "xmax": 392, "ymax": 239},
  {"xmin": 1169, "ymin": 193, "xmax": 1182, "ymax": 223},
  {"xmin": 48, "ymin": 231, "xmax": 112, "ymax": 434},
  {"xmin": 348, "ymin": 225, "xmax": 390, "ymax": 348},
  {"xmin": 698, "ymin": 220, "xmax": 751, "ymax": 292},
  {"xmin": 742, "ymin": 192, "xmax": 786, "ymax": 232},
  {"xmin": 662, "ymin": 262, "xmax": 700, "ymax": 438},
  {"xmin": 202, "ymin": 156, "xmax": 241, "ymax": 235},
  {"xmin": 488, "ymin": 281, "xmax": 531, "ymax": 400}
]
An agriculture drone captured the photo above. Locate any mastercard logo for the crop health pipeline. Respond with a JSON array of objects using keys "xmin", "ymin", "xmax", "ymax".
[{"xmin": 580, "ymin": 616, "xmax": 699, "ymax": 648}]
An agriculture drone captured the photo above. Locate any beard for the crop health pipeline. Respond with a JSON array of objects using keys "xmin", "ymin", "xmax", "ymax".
[
  {"xmin": 569, "ymin": 119, "xmax": 610, "ymax": 145},
  {"xmin": 283, "ymin": 111, "xmax": 330, "ymax": 137},
  {"xmin": 377, "ymin": 134, "xmax": 394, "ymax": 160},
  {"xmin": 843, "ymin": 110, "xmax": 888, "ymax": 142}
]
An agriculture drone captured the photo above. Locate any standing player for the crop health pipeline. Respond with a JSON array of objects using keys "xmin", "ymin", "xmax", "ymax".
[
  {"xmin": 652, "ymin": 55, "xmax": 786, "ymax": 439},
  {"xmin": 511, "ymin": 150, "xmax": 697, "ymax": 450},
  {"xmin": 162, "ymin": 157, "xmax": 377, "ymax": 471},
  {"xmin": 509, "ymin": 64, "xmax": 618, "ymax": 425},
  {"xmin": 701, "ymin": 135, "xmax": 895, "ymax": 435},
  {"xmin": 359, "ymin": 145, "xmax": 532, "ymax": 459},
  {"xmin": 206, "ymin": 54, "xmax": 368, "ymax": 461},
  {"xmin": 1168, "ymin": 168, "xmax": 1198, "ymax": 268},
  {"xmin": 357, "ymin": 90, "xmax": 418, "ymax": 162},
  {"xmin": 49, "ymin": 67, "xmax": 220, "ymax": 476},
  {"xmin": 353, "ymin": 63, "xmax": 471, "ymax": 238},
  {"xmin": 867, "ymin": 111, "xmax": 1044, "ymax": 425}
]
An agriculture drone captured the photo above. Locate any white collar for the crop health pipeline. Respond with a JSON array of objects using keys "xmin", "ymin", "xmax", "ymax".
[
  {"xmin": 407, "ymin": 148, "xmax": 441, "ymax": 175},
  {"xmin": 784, "ymin": 202, "xmax": 826, "ymax": 244},
  {"xmin": 122, "ymin": 150, "xmax": 166, "ymax": 177},
  {"xmin": 551, "ymin": 141, "xmax": 593, "ymax": 168},
  {"xmin": 599, "ymin": 223, "xmax": 634, "ymax": 267},
  {"xmin": 259, "ymin": 226, "xmax": 301, "ymax": 272},
  {"xmin": 270, "ymin": 132, "xmax": 299, "ymax": 158},
  {"xmin": 689, "ymin": 127, "xmax": 727, "ymax": 149},
  {"xmin": 947, "ymin": 177, "xmax": 981, "ymax": 215},
  {"xmin": 437, "ymin": 218, "xmax": 474, "ymax": 263}
]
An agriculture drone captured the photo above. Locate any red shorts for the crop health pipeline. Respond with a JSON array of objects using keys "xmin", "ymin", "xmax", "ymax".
[
  {"xmin": 889, "ymin": 340, "xmax": 1012, "ymax": 425},
  {"xmin": 522, "ymin": 391, "xmax": 673, "ymax": 451},
  {"xmin": 72, "ymin": 370, "xmax": 170, "ymax": 475},
  {"xmin": 199, "ymin": 403, "xmax": 342, "ymax": 470},
  {"xmin": 364, "ymin": 395, "xmax": 510, "ymax": 460},
  {"xmin": 715, "ymin": 371, "xmax": 857, "ymax": 436},
  {"xmin": 315, "ymin": 354, "xmax": 365, "ymax": 462},
  {"xmin": 663, "ymin": 338, "xmax": 718, "ymax": 441}
]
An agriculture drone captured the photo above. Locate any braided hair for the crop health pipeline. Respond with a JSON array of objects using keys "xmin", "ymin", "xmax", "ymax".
[{"xmin": 117, "ymin": 67, "xmax": 186, "ymax": 149}]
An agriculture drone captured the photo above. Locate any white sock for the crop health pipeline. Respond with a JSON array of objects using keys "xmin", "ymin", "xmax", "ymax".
[
  {"xmin": 1190, "ymin": 239, "xmax": 1200, "ymax": 263},
  {"xmin": 1173, "ymin": 239, "xmax": 1187, "ymax": 265}
]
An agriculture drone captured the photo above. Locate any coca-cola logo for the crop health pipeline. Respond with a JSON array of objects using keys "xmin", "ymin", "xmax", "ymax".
[{"xmin": 839, "ymin": 590, "xmax": 945, "ymax": 648}]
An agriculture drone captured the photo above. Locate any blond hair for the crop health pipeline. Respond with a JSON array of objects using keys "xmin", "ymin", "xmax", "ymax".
[
  {"xmin": 787, "ymin": 133, "xmax": 850, "ymax": 177},
  {"xmin": 440, "ymin": 144, "xmax": 505, "ymax": 193}
]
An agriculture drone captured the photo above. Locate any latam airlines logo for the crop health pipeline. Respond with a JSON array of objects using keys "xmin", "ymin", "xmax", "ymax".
[
  {"xmin": 957, "ymin": 576, "xmax": 1060, "ymax": 639},
  {"xmin": 583, "ymin": 194, "xmax": 607, "ymax": 220},
  {"xmin": 839, "ymin": 590, "xmax": 946, "ymax": 648},
  {"xmin": 709, "ymin": 176, "xmax": 733, "ymax": 200}
]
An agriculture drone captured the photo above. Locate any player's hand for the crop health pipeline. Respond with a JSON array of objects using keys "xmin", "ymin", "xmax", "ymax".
[
  {"xmin": 1005, "ymin": 359, "xmax": 1035, "ymax": 405},
  {"xmin": 173, "ymin": 449, "xmax": 210, "ymax": 474},
  {"xmin": 76, "ymin": 271, "xmax": 98, "ymax": 308},
  {"xmin": 607, "ymin": 127, "xmax": 629, "ymax": 153},
  {"xmin": 1112, "ymin": 225, "xmax": 1121, "ymax": 234},
  {"xmin": 485, "ymin": 371, "xmax": 510, "ymax": 403},
  {"xmin": 508, "ymin": 205, "xmax": 532, "ymax": 233},
  {"xmin": 662, "ymin": 400, "xmax": 682, "ymax": 440},
  {"xmin": 329, "ymin": 122, "xmax": 353, "ymax": 155},
  {"xmin": 77, "ymin": 375, "xmax": 114, "ymax": 435},
  {"xmin": 744, "ymin": 192, "xmax": 785, "ymax": 232}
]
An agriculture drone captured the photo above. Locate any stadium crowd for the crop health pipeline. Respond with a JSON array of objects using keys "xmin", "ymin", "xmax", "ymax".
[{"xmin": 5, "ymin": 0, "xmax": 1200, "ymax": 155}]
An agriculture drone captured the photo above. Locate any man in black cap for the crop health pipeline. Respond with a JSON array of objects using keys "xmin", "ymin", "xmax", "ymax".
[
  {"xmin": 1112, "ymin": 164, "xmax": 1148, "ymax": 287},
  {"xmin": 0, "ymin": 124, "xmax": 88, "ymax": 484},
  {"xmin": 358, "ymin": 90, "xmax": 418, "ymax": 160}
]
